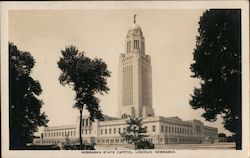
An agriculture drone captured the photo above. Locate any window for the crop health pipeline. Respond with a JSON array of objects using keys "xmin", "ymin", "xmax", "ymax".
[
  {"xmin": 152, "ymin": 125, "xmax": 156, "ymax": 132},
  {"xmin": 114, "ymin": 128, "xmax": 116, "ymax": 134},
  {"xmin": 85, "ymin": 130, "xmax": 87, "ymax": 135},
  {"xmin": 86, "ymin": 119, "xmax": 88, "ymax": 126},
  {"xmin": 161, "ymin": 126, "xmax": 163, "ymax": 132},
  {"xmin": 118, "ymin": 128, "xmax": 121, "ymax": 134},
  {"xmin": 127, "ymin": 41, "xmax": 131, "ymax": 52},
  {"xmin": 105, "ymin": 129, "xmax": 107, "ymax": 134},
  {"xmin": 141, "ymin": 42, "xmax": 144, "ymax": 52},
  {"xmin": 101, "ymin": 129, "xmax": 103, "ymax": 135},
  {"xmin": 166, "ymin": 126, "xmax": 168, "ymax": 132},
  {"xmin": 74, "ymin": 131, "xmax": 76, "ymax": 136},
  {"xmin": 109, "ymin": 128, "xmax": 112, "ymax": 134},
  {"xmin": 71, "ymin": 131, "xmax": 72, "ymax": 136},
  {"xmin": 134, "ymin": 40, "xmax": 139, "ymax": 49}
]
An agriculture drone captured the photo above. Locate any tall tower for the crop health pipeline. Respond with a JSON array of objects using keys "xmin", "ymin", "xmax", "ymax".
[{"xmin": 118, "ymin": 15, "xmax": 155, "ymax": 118}]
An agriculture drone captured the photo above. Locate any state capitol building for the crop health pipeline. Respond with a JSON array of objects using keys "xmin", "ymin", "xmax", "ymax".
[{"xmin": 33, "ymin": 17, "xmax": 218, "ymax": 146}]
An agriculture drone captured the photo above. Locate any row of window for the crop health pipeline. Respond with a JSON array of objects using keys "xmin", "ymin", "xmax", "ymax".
[
  {"xmin": 100, "ymin": 125, "xmax": 156, "ymax": 135},
  {"xmin": 43, "ymin": 125, "xmax": 195, "ymax": 138},
  {"xmin": 134, "ymin": 40, "xmax": 139, "ymax": 49},
  {"xmin": 165, "ymin": 138, "xmax": 201, "ymax": 143},
  {"xmin": 36, "ymin": 137, "xmax": 201, "ymax": 145},
  {"xmin": 100, "ymin": 127, "xmax": 125, "ymax": 135},
  {"xmin": 126, "ymin": 40, "xmax": 144, "ymax": 53},
  {"xmin": 160, "ymin": 125, "xmax": 193, "ymax": 135},
  {"xmin": 82, "ymin": 118, "xmax": 92, "ymax": 127},
  {"xmin": 96, "ymin": 138, "xmax": 153, "ymax": 144},
  {"xmin": 42, "ymin": 130, "xmax": 76, "ymax": 138},
  {"xmin": 81, "ymin": 129, "xmax": 92, "ymax": 135},
  {"xmin": 99, "ymin": 125, "xmax": 164, "ymax": 135}
]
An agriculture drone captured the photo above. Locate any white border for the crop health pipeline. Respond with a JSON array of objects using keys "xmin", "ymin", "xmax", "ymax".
[{"xmin": 1, "ymin": 1, "xmax": 249, "ymax": 158}]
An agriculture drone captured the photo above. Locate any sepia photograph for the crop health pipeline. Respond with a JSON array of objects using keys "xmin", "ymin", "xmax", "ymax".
[{"xmin": 1, "ymin": 1, "xmax": 249, "ymax": 158}]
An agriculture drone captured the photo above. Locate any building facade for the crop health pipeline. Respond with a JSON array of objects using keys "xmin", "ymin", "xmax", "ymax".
[{"xmin": 33, "ymin": 17, "xmax": 218, "ymax": 146}]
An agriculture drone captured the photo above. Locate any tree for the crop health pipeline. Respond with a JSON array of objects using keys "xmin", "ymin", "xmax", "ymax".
[
  {"xmin": 9, "ymin": 43, "xmax": 48, "ymax": 149},
  {"xmin": 218, "ymin": 133, "xmax": 227, "ymax": 138},
  {"xmin": 190, "ymin": 9, "xmax": 241, "ymax": 149},
  {"xmin": 120, "ymin": 117, "xmax": 153, "ymax": 149},
  {"xmin": 57, "ymin": 45, "xmax": 110, "ymax": 149}
]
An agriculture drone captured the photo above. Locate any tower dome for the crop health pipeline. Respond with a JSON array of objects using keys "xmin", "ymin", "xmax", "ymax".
[
  {"xmin": 127, "ymin": 23, "xmax": 143, "ymax": 37},
  {"xmin": 125, "ymin": 15, "xmax": 145, "ymax": 54},
  {"xmin": 130, "ymin": 23, "xmax": 141, "ymax": 30}
]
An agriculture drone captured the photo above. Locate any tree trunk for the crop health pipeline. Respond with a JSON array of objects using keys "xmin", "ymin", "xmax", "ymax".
[{"xmin": 79, "ymin": 108, "xmax": 83, "ymax": 149}]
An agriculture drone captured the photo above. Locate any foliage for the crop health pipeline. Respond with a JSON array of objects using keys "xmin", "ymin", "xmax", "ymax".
[
  {"xmin": 57, "ymin": 45, "xmax": 111, "ymax": 148},
  {"xmin": 218, "ymin": 133, "xmax": 227, "ymax": 138},
  {"xmin": 62, "ymin": 144, "xmax": 95, "ymax": 150},
  {"xmin": 190, "ymin": 9, "xmax": 241, "ymax": 149},
  {"xmin": 65, "ymin": 135, "xmax": 70, "ymax": 145},
  {"xmin": 120, "ymin": 117, "xmax": 154, "ymax": 149},
  {"xmin": 9, "ymin": 43, "xmax": 48, "ymax": 149}
]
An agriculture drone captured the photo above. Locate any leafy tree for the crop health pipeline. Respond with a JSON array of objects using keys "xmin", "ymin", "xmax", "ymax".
[
  {"xmin": 120, "ymin": 117, "xmax": 153, "ymax": 149},
  {"xmin": 9, "ymin": 43, "xmax": 48, "ymax": 149},
  {"xmin": 218, "ymin": 133, "xmax": 227, "ymax": 138},
  {"xmin": 57, "ymin": 45, "xmax": 110, "ymax": 149},
  {"xmin": 190, "ymin": 9, "xmax": 241, "ymax": 149}
]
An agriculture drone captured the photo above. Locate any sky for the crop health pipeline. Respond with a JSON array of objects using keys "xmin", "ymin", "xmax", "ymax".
[{"xmin": 9, "ymin": 9, "xmax": 232, "ymax": 136}]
